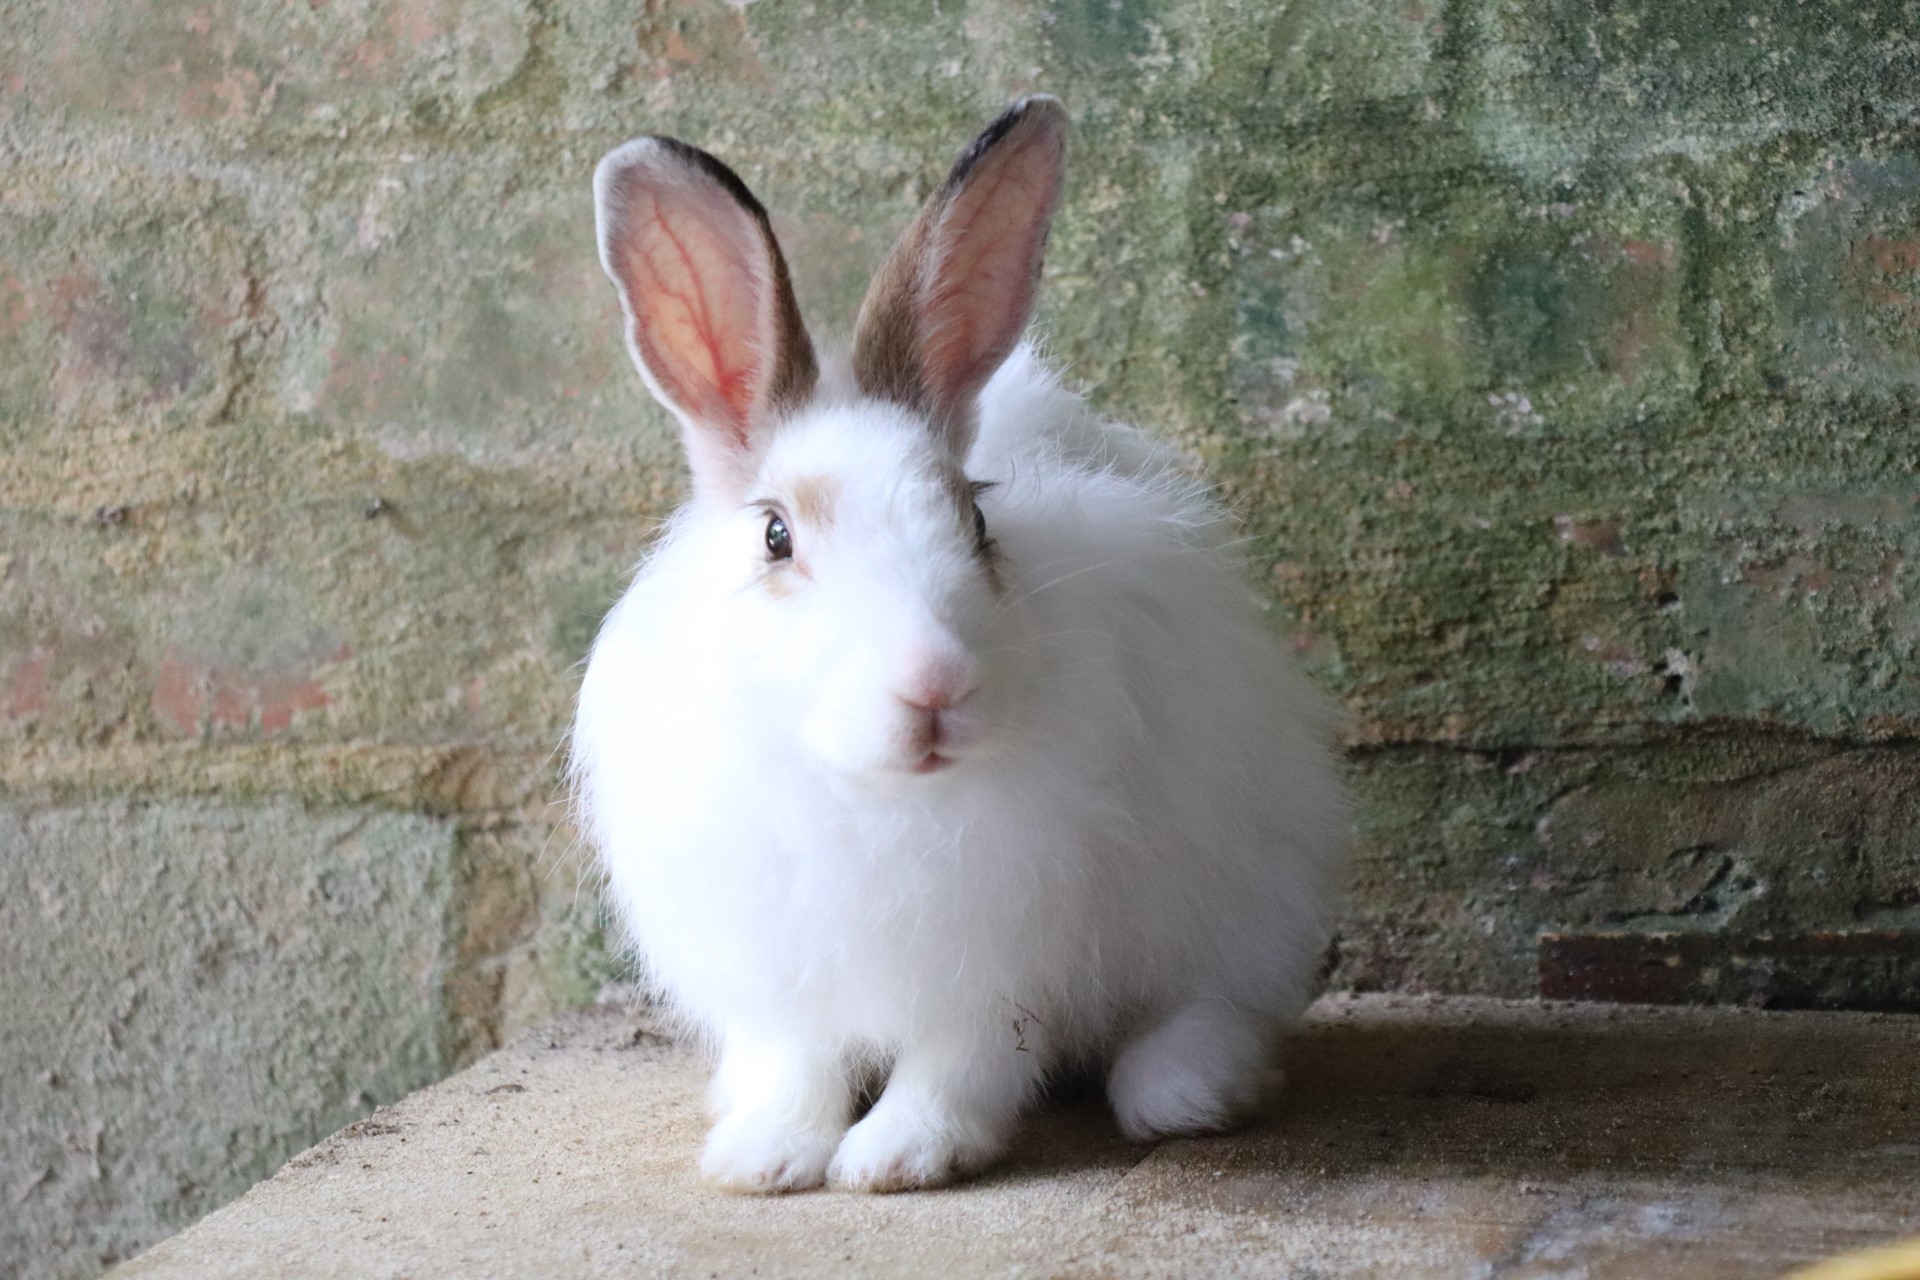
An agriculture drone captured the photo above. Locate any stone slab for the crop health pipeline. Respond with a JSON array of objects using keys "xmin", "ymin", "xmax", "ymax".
[{"xmin": 106, "ymin": 994, "xmax": 1920, "ymax": 1279}]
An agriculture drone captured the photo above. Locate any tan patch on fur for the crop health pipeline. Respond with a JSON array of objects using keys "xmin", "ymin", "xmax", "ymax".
[{"xmin": 790, "ymin": 474, "xmax": 841, "ymax": 531}]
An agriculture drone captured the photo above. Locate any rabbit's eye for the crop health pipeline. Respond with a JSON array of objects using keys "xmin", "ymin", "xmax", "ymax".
[
  {"xmin": 971, "ymin": 501, "xmax": 989, "ymax": 551},
  {"xmin": 765, "ymin": 513, "xmax": 793, "ymax": 561}
]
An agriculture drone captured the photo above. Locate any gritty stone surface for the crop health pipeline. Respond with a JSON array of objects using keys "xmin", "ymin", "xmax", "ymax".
[
  {"xmin": 6, "ymin": 0, "xmax": 1920, "ymax": 1274},
  {"xmin": 0, "ymin": 802, "xmax": 453, "ymax": 1280},
  {"xmin": 104, "ymin": 994, "xmax": 1920, "ymax": 1280},
  {"xmin": 0, "ymin": 784, "xmax": 610, "ymax": 1280}
]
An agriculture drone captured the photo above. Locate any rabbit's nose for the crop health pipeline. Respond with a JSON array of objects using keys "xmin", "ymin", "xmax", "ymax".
[
  {"xmin": 895, "ymin": 654, "xmax": 979, "ymax": 715},
  {"xmin": 897, "ymin": 683, "xmax": 976, "ymax": 715}
]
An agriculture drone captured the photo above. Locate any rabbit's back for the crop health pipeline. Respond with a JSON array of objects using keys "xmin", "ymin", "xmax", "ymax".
[{"xmin": 968, "ymin": 354, "xmax": 1349, "ymax": 1027}]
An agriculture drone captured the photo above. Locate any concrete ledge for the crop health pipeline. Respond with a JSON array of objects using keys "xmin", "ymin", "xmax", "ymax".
[{"xmin": 108, "ymin": 994, "xmax": 1920, "ymax": 1279}]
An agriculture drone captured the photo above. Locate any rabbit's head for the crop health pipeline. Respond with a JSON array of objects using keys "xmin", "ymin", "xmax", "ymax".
[{"xmin": 593, "ymin": 98, "xmax": 1068, "ymax": 782}]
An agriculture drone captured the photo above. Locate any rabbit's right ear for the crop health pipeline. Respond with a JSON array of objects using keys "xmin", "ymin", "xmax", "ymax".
[
  {"xmin": 852, "ymin": 96, "xmax": 1067, "ymax": 458},
  {"xmin": 595, "ymin": 138, "xmax": 817, "ymax": 500}
]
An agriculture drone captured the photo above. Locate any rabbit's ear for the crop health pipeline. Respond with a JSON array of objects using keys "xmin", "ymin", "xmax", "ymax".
[
  {"xmin": 853, "ymin": 96, "xmax": 1067, "ymax": 457},
  {"xmin": 595, "ymin": 138, "xmax": 817, "ymax": 499}
]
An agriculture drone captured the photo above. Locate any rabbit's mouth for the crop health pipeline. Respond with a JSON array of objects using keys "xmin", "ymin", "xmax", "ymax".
[{"xmin": 909, "ymin": 751, "xmax": 956, "ymax": 775}]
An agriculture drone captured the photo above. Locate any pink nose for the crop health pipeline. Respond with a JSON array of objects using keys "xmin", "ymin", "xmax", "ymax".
[
  {"xmin": 895, "ymin": 656, "xmax": 978, "ymax": 717},
  {"xmin": 897, "ymin": 684, "xmax": 973, "ymax": 715}
]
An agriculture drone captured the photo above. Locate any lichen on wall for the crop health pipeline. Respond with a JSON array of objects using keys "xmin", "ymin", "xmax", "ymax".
[{"xmin": 3, "ymin": 0, "xmax": 1917, "ymax": 1274}]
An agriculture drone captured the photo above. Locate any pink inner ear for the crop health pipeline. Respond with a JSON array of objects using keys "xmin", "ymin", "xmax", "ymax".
[
  {"xmin": 607, "ymin": 175, "xmax": 770, "ymax": 446},
  {"xmin": 919, "ymin": 123, "xmax": 1064, "ymax": 409}
]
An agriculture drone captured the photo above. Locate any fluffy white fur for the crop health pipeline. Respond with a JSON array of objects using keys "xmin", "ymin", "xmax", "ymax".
[{"xmin": 571, "ymin": 345, "xmax": 1350, "ymax": 1192}]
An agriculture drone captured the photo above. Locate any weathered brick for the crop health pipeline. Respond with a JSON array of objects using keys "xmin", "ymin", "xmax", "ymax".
[
  {"xmin": 1539, "ymin": 929, "xmax": 1920, "ymax": 1011},
  {"xmin": 1, "ymin": 0, "xmax": 538, "ymax": 138},
  {"xmin": 0, "ymin": 801, "xmax": 455, "ymax": 1278},
  {"xmin": 1474, "ymin": 0, "xmax": 1920, "ymax": 179},
  {"xmin": 1775, "ymin": 157, "xmax": 1920, "ymax": 390},
  {"xmin": 0, "ymin": 188, "xmax": 260, "ymax": 434},
  {"xmin": 0, "ymin": 428, "xmax": 641, "ymax": 753},
  {"xmin": 272, "ymin": 150, "xmax": 670, "ymax": 465},
  {"xmin": 1681, "ymin": 483, "xmax": 1920, "ymax": 735},
  {"xmin": 1337, "ymin": 742, "xmax": 1920, "ymax": 997}
]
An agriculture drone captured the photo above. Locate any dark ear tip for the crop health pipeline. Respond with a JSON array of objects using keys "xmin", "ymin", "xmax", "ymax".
[
  {"xmin": 989, "ymin": 94, "xmax": 1068, "ymax": 147},
  {"xmin": 592, "ymin": 136, "xmax": 772, "ymax": 229},
  {"xmin": 595, "ymin": 136, "xmax": 685, "ymax": 183},
  {"xmin": 949, "ymin": 95, "xmax": 1068, "ymax": 187},
  {"xmin": 1009, "ymin": 94, "xmax": 1068, "ymax": 127}
]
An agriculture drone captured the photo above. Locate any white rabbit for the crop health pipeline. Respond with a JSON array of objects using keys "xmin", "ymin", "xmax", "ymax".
[{"xmin": 571, "ymin": 96, "xmax": 1349, "ymax": 1194}]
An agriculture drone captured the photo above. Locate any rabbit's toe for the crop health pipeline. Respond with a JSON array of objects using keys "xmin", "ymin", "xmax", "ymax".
[
  {"xmin": 700, "ymin": 1110, "xmax": 840, "ymax": 1194},
  {"xmin": 828, "ymin": 1107, "xmax": 975, "ymax": 1192}
]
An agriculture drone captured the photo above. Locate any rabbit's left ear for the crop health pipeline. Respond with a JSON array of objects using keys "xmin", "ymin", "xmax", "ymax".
[
  {"xmin": 595, "ymin": 137, "xmax": 817, "ymax": 500},
  {"xmin": 852, "ymin": 96, "xmax": 1068, "ymax": 457}
]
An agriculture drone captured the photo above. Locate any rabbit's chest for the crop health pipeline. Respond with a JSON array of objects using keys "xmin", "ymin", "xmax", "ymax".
[{"xmin": 616, "ymin": 795, "xmax": 1083, "ymax": 1034}]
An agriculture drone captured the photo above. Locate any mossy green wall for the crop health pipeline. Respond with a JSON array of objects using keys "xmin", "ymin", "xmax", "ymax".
[{"xmin": 4, "ymin": 0, "xmax": 1916, "ymax": 1274}]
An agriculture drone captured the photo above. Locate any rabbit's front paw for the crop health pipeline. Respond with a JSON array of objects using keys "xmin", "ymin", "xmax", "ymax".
[
  {"xmin": 828, "ymin": 1105, "xmax": 976, "ymax": 1192},
  {"xmin": 700, "ymin": 1109, "xmax": 840, "ymax": 1194}
]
